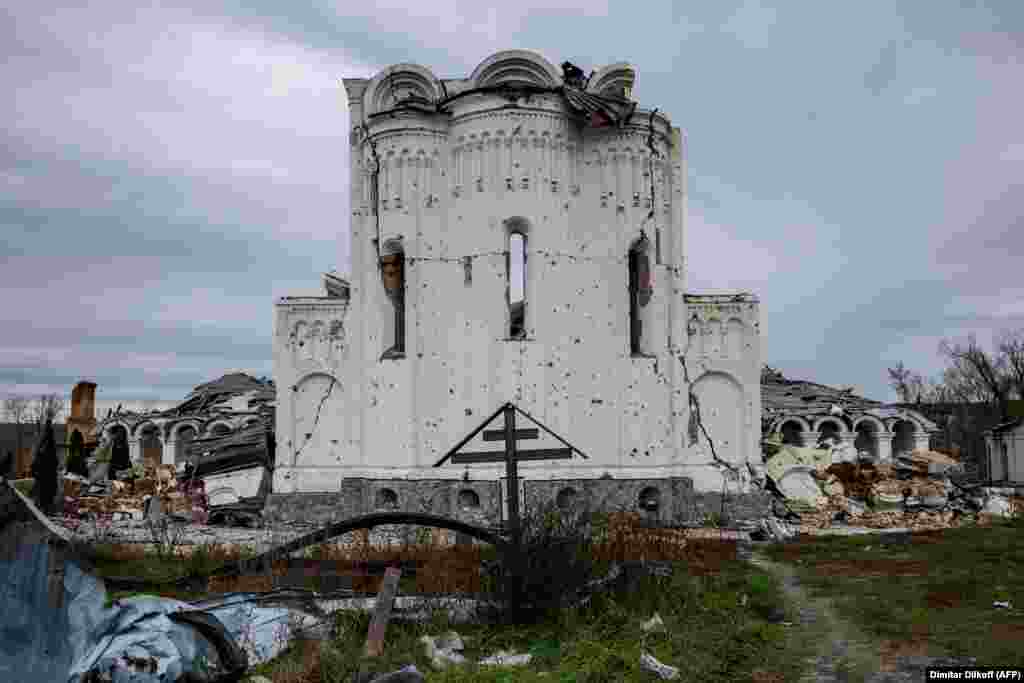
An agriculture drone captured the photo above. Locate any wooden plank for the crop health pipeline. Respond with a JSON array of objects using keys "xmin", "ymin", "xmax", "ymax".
[
  {"xmin": 364, "ymin": 566, "xmax": 402, "ymax": 658},
  {"xmin": 482, "ymin": 428, "xmax": 538, "ymax": 442},
  {"xmin": 450, "ymin": 448, "xmax": 573, "ymax": 464}
]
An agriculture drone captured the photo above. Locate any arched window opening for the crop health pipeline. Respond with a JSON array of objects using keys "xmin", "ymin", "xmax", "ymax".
[
  {"xmin": 819, "ymin": 422, "xmax": 841, "ymax": 448},
  {"xmin": 508, "ymin": 232, "xmax": 526, "ymax": 339},
  {"xmin": 892, "ymin": 420, "xmax": 915, "ymax": 458},
  {"xmin": 628, "ymin": 239, "xmax": 653, "ymax": 356},
  {"xmin": 381, "ymin": 247, "xmax": 406, "ymax": 358},
  {"xmin": 854, "ymin": 422, "xmax": 878, "ymax": 460},
  {"xmin": 780, "ymin": 421, "xmax": 803, "ymax": 446},
  {"xmin": 139, "ymin": 424, "xmax": 162, "ymax": 469},
  {"xmin": 176, "ymin": 425, "xmax": 197, "ymax": 467},
  {"xmin": 108, "ymin": 425, "xmax": 131, "ymax": 472},
  {"xmin": 211, "ymin": 423, "xmax": 231, "ymax": 437}
]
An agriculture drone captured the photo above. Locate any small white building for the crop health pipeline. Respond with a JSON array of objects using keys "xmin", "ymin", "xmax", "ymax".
[
  {"xmin": 270, "ymin": 51, "xmax": 764, "ymax": 526},
  {"xmin": 985, "ymin": 418, "xmax": 1024, "ymax": 484}
]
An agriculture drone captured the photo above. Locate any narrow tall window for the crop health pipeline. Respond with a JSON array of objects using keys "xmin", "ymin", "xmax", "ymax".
[
  {"xmin": 508, "ymin": 232, "xmax": 526, "ymax": 339},
  {"xmin": 381, "ymin": 250, "xmax": 405, "ymax": 358},
  {"xmin": 628, "ymin": 240, "xmax": 652, "ymax": 355}
]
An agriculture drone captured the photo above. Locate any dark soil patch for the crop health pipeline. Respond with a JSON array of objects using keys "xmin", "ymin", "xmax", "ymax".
[
  {"xmin": 910, "ymin": 530, "xmax": 946, "ymax": 544},
  {"xmin": 990, "ymin": 622, "xmax": 1024, "ymax": 642},
  {"xmin": 925, "ymin": 590, "xmax": 961, "ymax": 609},
  {"xmin": 878, "ymin": 636, "xmax": 930, "ymax": 672}
]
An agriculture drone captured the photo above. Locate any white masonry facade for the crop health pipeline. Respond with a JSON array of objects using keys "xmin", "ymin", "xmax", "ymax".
[{"xmin": 270, "ymin": 51, "xmax": 765, "ymax": 526}]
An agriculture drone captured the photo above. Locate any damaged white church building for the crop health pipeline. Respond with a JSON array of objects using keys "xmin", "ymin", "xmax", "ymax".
[{"xmin": 268, "ymin": 50, "xmax": 765, "ymax": 527}]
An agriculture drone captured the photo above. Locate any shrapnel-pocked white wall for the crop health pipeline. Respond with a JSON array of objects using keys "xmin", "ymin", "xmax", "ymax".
[{"xmin": 273, "ymin": 50, "xmax": 762, "ymax": 496}]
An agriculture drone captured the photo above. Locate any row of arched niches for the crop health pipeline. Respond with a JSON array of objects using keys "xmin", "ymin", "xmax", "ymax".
[{"xmin": 348, "ymin": 50, "xmax": 680, "ymax": 215}]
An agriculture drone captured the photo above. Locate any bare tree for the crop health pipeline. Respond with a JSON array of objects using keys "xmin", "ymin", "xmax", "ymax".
[
  {"xmin": 939, "ymin": 334, "xmax": 1012, "ymax": 420},
  {"xmin": 32, "ymin": 394, "xmax": 65, "ymax": 427},
  {"xmin": 996, "ymin": 329, "xmax": 1024, "ymax": 401},
  {"xmin": 887, "ymin": 361, "xmax": 925, "ymax": 403},
  {"xmin": 3, "ymin": 396, "xmax": 31, "ymax": 475}
]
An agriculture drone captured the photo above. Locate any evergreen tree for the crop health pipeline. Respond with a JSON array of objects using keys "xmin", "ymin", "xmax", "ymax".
[{"xmin": 30, "ymin": 419, "xmax": 58, "ymax": 514}]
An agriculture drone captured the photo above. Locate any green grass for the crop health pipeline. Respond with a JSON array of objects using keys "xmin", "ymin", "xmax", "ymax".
[
  {"xmin": 249, "ymin": 558, "xmax": 817, "ymax": 683},
  {"xmin": 762, "ymin": 518, "xmax": 1024, "ymax": 667},
  {"xmin": 74, "ymin": 513, "xmax": 826, "ymax": 681}
]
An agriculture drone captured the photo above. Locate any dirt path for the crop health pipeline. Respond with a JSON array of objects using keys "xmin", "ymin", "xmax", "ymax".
[{"xmin": 749, "ymin": 553, "xmax": 977, "ymax": 682}]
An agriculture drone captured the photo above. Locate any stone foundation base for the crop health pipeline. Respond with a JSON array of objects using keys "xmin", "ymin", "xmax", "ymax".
[{"xmin": 263, "ymin": 477, "xmax": 774, "ymax": 529}]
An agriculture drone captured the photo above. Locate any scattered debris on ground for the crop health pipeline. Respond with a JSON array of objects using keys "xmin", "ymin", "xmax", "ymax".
[{"xmin": 753, "ymin": 436, "xmax": 1021, "ymax": 540}]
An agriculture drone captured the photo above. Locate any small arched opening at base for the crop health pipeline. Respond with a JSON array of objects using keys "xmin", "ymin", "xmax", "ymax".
[
  {"xmin": 638, "ymin": 486, "xmax": 661, "ymax": 518},
  {"xmin": 556, "ymin": 487, "xmax": 578, "ymax": 510},
  {"xmin": 375, "ymin": 488, "xmax": 399, "ymax": 510},
  {"xmin": 457, "ymin": 488, "xmax": 481, "ymax": 511}
]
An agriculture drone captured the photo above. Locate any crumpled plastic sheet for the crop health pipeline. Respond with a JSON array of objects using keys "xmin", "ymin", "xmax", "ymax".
[
  {"xmin": 1, "ymin": 536, "xmax": 299, "ymax": 682},
  {"xmin": 68, "ymin": 588, "xmax": 298, "ymax": 682}
]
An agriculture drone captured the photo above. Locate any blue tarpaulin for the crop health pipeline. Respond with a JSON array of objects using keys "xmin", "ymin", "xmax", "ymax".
[{"xmin": 1, "ymin": 479, "xmax": 296, "ymax": 682}]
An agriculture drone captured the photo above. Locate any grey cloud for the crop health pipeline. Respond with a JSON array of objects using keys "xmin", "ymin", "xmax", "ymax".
[{"xmin": 4, "ymin": 0, "xmax": 1024, "ymax": 406}]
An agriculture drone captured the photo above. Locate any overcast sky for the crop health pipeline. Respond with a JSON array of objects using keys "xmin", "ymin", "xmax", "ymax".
[{"xmin": 2, "ymin": 1, "xmax": 1022, "ymax": 406}]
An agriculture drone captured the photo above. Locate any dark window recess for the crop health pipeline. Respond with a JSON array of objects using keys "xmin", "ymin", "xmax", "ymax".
[
  {"xmin": 628, "ymin": 244, "xmax": 652, "ymax": 355},
  {"xmin": 381, "ymin": 253, "xmax": 405, "ymax": 357}
]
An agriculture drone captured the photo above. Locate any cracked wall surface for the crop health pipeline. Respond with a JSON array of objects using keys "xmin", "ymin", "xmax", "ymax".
[{"xmin": 272, "ymin": 51, "xmax": 762, "ymax": 503}]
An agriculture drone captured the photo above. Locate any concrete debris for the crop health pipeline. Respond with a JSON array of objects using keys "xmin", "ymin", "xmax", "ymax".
[
  {"xmin": 774, "ymin": 467, "xmax": 827, "ymax": 507},
  {"xmin": 758, "ymin": 442, "xmax": 1019, "ymax": 534},
  {"xmin": 760, "ymin": 518, "xmax": 797, "ymax": 541},
  {"xmin": 66, "ymin": 463, "xmax": 210, "ymax": 527},
  {"xmin": 63, "ymin": 412, "xmax": 275, "ymax": 529},
  {"xmin": 479, "ymin": 650, "xmax": 533, "ymax": 666},
  {"xmin": 89, "ymin": 373, "xmax": 276, "ymax": 528},
  {"xmin": 639, "ymin": 651, "xmax": 679, "ymax": 680},
  {"xmin": 419, "ymin": 633, "xmax": 467, "ymax": 670},
  {"xmin": 982, "ymin": 495, "xmax": 1013, "ymax": 517},
  {"xmin": 640, "ymin": 612, "xmax": 666, "ymax": 633},
  {"xmin": 363, "ymin": 664, "xmax": 424, "ymax": 682}
]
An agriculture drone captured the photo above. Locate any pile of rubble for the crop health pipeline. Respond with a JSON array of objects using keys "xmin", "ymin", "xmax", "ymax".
[
  {"xmin": 62, "ymin": 462, "xmax": 209, "ymax": 525},
  {"xmin": 755, "ymin": 436, "xmax": 1022, "ymax": 538}
]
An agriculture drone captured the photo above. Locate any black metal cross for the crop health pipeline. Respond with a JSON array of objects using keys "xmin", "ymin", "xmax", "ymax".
[{"xmin": 434, "ymin": 402, "xmax": 586, "ymax": 545}]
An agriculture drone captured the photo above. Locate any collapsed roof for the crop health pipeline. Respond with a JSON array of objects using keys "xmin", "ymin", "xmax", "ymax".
[
  {"xmin": 761, "ymin": 366, "xmax": 938, "ymax": 432},
  {"xmin": 174, "ymin": 373, "xmax": 275, "ymax": 416},
  {"xmin": 184, "ymin": 411, "xmax": 274, "ymax": 478}
]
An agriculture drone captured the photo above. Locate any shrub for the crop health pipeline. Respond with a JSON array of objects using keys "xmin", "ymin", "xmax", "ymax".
[{"xmin": 484, "ymin": 498, "xmax": 599, "ymax": 623}]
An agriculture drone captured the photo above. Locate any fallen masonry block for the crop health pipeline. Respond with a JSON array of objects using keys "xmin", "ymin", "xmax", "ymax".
[
  {"xmin": 640, "ymin": 651, "xmax": 679, "ymax": 680},
  {"xmin": 479, "ymin": 650, "xmax": 533, "ymax": 666}
]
